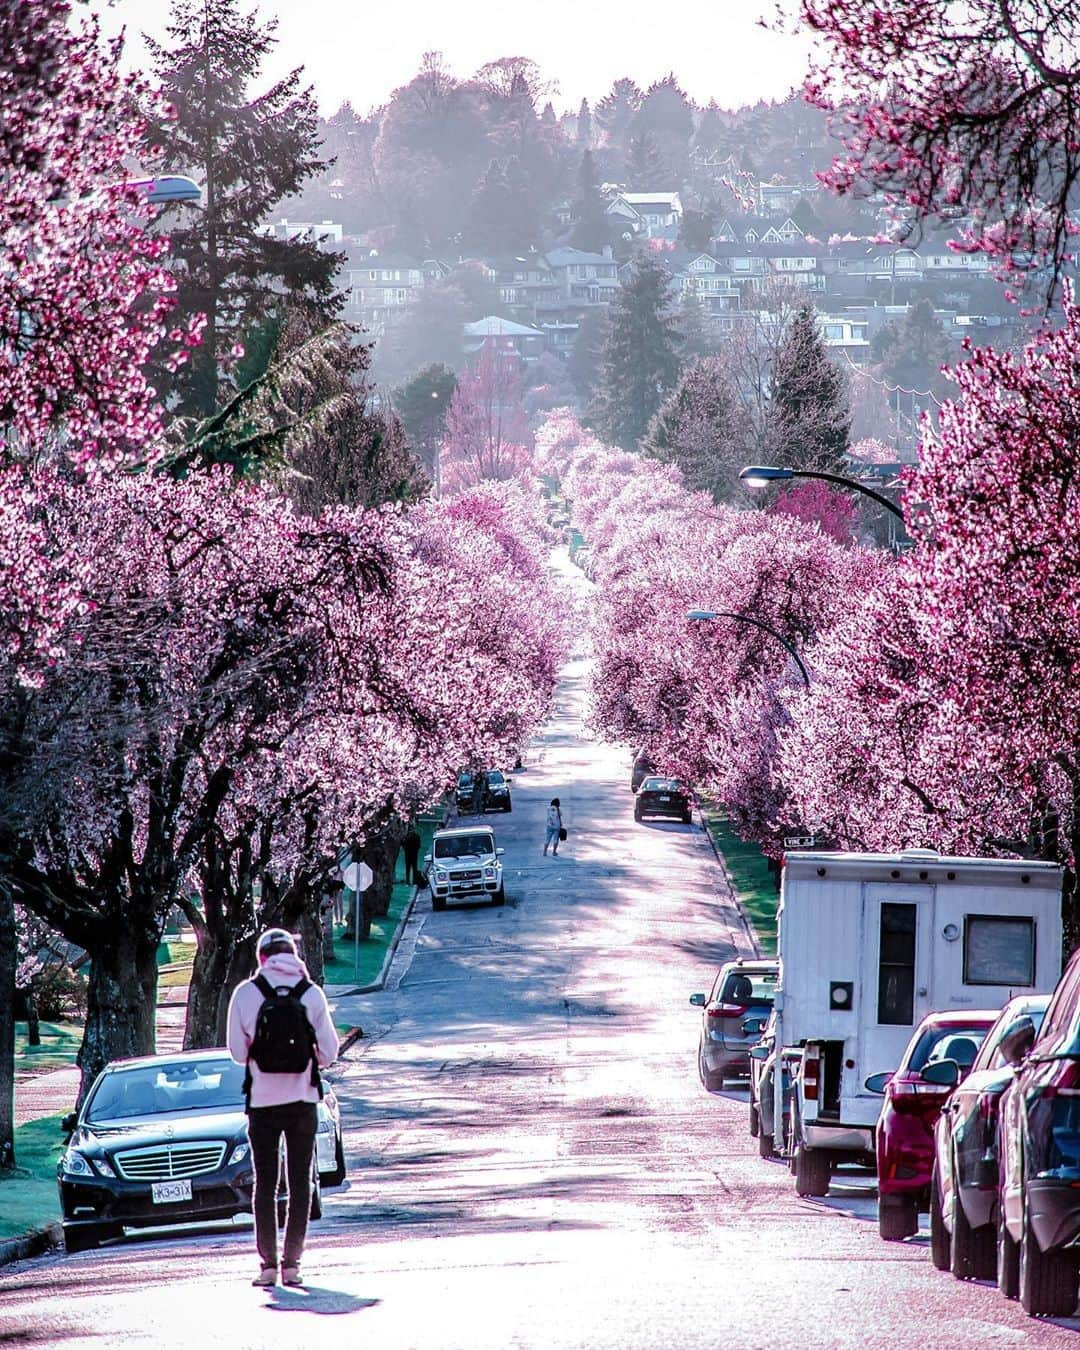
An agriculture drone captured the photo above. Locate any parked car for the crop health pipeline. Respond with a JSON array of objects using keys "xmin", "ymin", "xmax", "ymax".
[
  {"xmin": 930, "ymin": 994, "xmax": 1050, "ymax": 1281},
  {"xmin": 997, "ymin": 946, "xmax": 1080, "ymax": 1316},
  {"xmin": 455, "ymin": 770, "xmax": 478, "ymax": 813},
  {"xmin": 58, "ymin": 1050, "xmax": 342, "ymax": 1253},
  {"xmin": 690, "ymin": 958, "xmax": 778, "ymax": 1090},
  {"xmin": 481, "ymin": 769, "xmax": 512, "ymax": 813},
  {"xmin": 634, "ymin": 776, "xmax": 693, "ymax": 824},
  {"xmin": 425, "ymin": 825, "xmax": 505, "ymax": 911},
  {"xmin": 868, "ymin": 1009, "xmax": 996, "ymax": 1241},
  {"xmin": 630, "ymin": 749, "xmax": 655, "ymax": 793},
  {"xmin": 748, "ymin": 1011, "xmax": 796, "ymax": 1159}
]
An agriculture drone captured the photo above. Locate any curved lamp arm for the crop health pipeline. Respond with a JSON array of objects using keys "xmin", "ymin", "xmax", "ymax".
[
  {"xmin": 739, "ymin": 465, "xmax": 905, "ymax": 522},
  {"xmin": 687, "ymin": 609, "xmax": 810, "ymax": 688}
]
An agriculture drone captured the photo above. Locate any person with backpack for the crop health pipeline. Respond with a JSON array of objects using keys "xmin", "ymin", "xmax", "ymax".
[{"xmin": 227, "ymin": 928, "xmax": 339, "ymax": 1289}]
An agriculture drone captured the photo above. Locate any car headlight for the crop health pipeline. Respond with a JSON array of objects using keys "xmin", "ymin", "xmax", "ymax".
[
  {"xmin": 229, "ymin": 1141, "xmax": 251, "ymax": 1165},
  {"xmin": 483, "ymin": 865, "xmax": 497, "ymax": 878},
  {"xmin": 434, "ymin": 870, "xmax": 448, "ymax": 884},
  {"xmin": 60, "ymin": 1149, "xmax": 94, "ymax": 1178}
]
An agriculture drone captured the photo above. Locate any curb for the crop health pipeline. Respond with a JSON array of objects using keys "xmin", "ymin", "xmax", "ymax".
[
  {"xmin": 697, "ymin": 805, "xmax": 761, "ymax": 957},
  {"xmin": 0, "ymin": 1221, "xmax": 61, "ymax": 1269}
]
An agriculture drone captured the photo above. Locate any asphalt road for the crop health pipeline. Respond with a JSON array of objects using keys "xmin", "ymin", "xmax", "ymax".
[{"xmin": 1, "ymin": 554, "xmax": 1078, "ymax": 1348}]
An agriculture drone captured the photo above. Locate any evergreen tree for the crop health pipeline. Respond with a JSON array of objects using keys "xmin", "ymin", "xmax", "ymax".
[
  {"xmin": 393, "ymin": 363, "xmax": 458, "ymax": 477},
  {"xmin": 570, "ymin": 150, "xmax": 609, "ymax": 252},
  {"xmin": 595, "ymin": 77, "xmax": 643, "ymax": 163},
  {"xmin": 766, "ymin": 305, "xmax": 850, "ymax": 474},
  {"xmin": 626, "ymin": 130, "xmax": 666, "ymax": 188},
  {"xmin": 589, "ymin": 253, "xmax": 682, "ymax": 449},
  {"xmin": 147, "ymin": 0, "xmax": 341, "ymax": 417},
  {"xmin": 576, "ymin": 97, "xmax": 593, "ymax": 147},
  {"xmin": 643, "ymin": 357, "xmax": 747, "ymax": 501},
  {"xmin": 677, "ymin": 288, "xmax": 715, "ymax": 360}
]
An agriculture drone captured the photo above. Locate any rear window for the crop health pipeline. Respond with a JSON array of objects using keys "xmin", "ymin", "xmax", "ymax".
[
  {"xmin": 642, "ymin": 777, "xmax": 680, "ymax": 792},
  {"xmin": 904, "ymin": 1024, "xmax": 990, "ymax": 1072},
  {"xmin": 718, "ymin": 971, "xmax": 778, "ymax": 1005}
]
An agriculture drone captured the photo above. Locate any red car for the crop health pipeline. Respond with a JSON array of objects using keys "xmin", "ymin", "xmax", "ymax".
[{"xmin": 869, "ymin": 1009, "xmax": 997, "ymax": 1241}]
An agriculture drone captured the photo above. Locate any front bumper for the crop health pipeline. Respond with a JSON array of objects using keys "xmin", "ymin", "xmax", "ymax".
[
  {"xmin": 1027, "ymin": 1176, "xmax": 1080, "ymax": 1253},
  {"xmin": 432, "ymin": 878, "xmax": 500, "ymax": 898},
  {"xmin": 60, "ymin": 1167, "xmax": 254, "ymax": 1231}
]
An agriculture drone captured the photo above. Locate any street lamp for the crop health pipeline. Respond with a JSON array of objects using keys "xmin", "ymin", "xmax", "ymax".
[
  {"xmin": 739, "ymin": 464, "xmax": 905, "ymax": 522},
  {"xmin": 127, "ymin": 175, "xmax": 202, "ymax": 205},
  {"xmin": 687, "ymin": 608, "xmax": 810, "ymax": 689}
]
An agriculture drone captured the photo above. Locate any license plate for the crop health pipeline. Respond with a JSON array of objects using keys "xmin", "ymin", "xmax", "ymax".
[
  {"xmin": 151, "ymin": 1179, "xmax": 192, "ymax": 1204},
  {"xmin": 659, "ymin": 795, "xmax": 670, "ymax": 802}
]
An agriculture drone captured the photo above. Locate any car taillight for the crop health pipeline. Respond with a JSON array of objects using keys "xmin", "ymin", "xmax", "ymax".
[
  {"xmin": 707, "ymin": 1003, "xmax": 747, "ymax": 1020},
  {"xmin": 889, "ymin": 1077, "xmax": 949, "ymax": 1099},
  {"xmin": 1040, "ymin": 1059, "xmax": 1080, "ymax": 1100},
  {"xmin": 803, "ymin": 1046, "xmax": 820, "ymax": 1101}
]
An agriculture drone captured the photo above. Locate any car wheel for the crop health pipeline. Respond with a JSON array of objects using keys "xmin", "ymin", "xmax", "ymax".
[
  {"xmin": 794, "ymin": 1144, "xmax": 831, "ymax": 1198},
  {"xmin": 432, "ymin": 895, "xmax": 446, "ymax": 912},
  {"xmin": 998, "ymin": 1193, "xmax": 1021, "ymax": 1300},
  {"xmin": 492, "ymin": 885, "xmax": 505, "ymax": 907},
  {"xmin": 950, "ymin": 1167, "xmax": 995, "ymax": 1280},
  {"xmin": 698, "ymin": 1045, "xmax": 722, "ymax": 1092},
  {"xmin": 633, "ymin": 805, "xmax": 643, "ymax": 822},
  {"xmin": 749, "ymin": 1102, "xmax": 760, "ymax": 1138},
  {"xmin": 758, "ymin": 1131, "xmax": 776, "ymax": 1159},
  {"xmin": 504, "ymin": 801, "xmax": 511, "ymax": 812},
  {"xmin": 878, "ymin": 1192, "xmax": 917, "ymax": 1241},
  {"xmin": 929, "ymin": 1164, "xmax": 950, "ymax": 1270},
  {"xmin": 323, "ymin": 1135, "xmax": 346, "ymax": 1188},
  {"xmin": 1020, "ymin": 1201, "xmax": 1078, "ymax": 1316},
  {"xmin": 63, "ymin": 1222, "xmax": 118, "ymax": 1254}
]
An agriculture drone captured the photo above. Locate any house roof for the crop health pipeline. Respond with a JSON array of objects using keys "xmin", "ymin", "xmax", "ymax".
[
  {"xmin": 463, "ymin": 316, "xmax": 545, "ymax": 338},
  {"xmin": 617, "ymin": 192, "xmax": 682, "ymax": 208},
  {"xmin": 544, "ymin": 248, "xmax": 616, "ymax": 267}
]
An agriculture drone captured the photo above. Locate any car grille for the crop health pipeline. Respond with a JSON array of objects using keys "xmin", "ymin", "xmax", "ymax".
[
  {"xmin": 114, "ymin": 1141, "xmax": 227, "ymax": 1181},
  {"xmin": 453, "ymin": 869, "xmax": 482, "ymax": 880}
]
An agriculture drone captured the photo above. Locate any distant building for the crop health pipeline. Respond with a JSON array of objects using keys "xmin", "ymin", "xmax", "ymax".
[
  {"xmin": 605, "ymin": 192, "xmax": 683, "ymax": 239},
  {"xmin": 263, "ymin": 218, "xmax": 344, "ymax": 247},
  {"xmin": 462, "ymin": 316, "xmax": 546, "ymax": 362},
  {"xmin": 343, "ymin": 249, "xmax": 424, "ymax": 334}
]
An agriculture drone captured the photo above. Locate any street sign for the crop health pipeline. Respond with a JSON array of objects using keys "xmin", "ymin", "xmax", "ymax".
[
  {"xmin": 784, "ymin": 835, "xmax": 819, "ymax": 848},
  {"xmin": 342, "ymin": 860, "xmax": 373, "ymax": 893}
]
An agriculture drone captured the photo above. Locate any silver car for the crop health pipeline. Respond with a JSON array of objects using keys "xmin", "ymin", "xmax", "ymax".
[{"xmin": 690, "ymin": 958, "xmax": 778, "ymax": 1090}]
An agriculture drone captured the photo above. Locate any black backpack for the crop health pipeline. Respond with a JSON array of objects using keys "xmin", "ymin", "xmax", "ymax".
[{"xmin": 244, "ymin": 975, "xmax": 322, "ymax": 1102}]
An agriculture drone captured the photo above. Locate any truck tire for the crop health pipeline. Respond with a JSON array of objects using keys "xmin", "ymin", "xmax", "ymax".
[
  {"xmin": 1020, "ymin": 1205, "xmax": 1078, "ymax": 1317},
  {"xmin": 758, "ymin": 1131, "xmax": 776, "ymax": 1159},
  {"xmin": 492, "ymin": 885, "xmax": 505, "ymax": 907},
  {"xmin": 794, "ymin": 1144, "xmax": 831, "ymax": 1198},
  {"xmin": 998, "ymin": 1198, "xmax": 1020, "ymax": 1300},
  {"xmin": 878, "ymin": 1192, "xmax": 917, "ymax": 1241},
  {"xmin": 929, "ymin": 1166, "xmax": 950, "ymax": 1270},
  {"xmin": 950, "ymin": 1170, "xmax": 995, "ymax": 1280},
  {"xmin": 432, "ymin": 895, "xmax": 446, "ymax": 912},
  {"xmin": 749, "ymin": 1101, "xmax": 760, "ymax": 1138}
]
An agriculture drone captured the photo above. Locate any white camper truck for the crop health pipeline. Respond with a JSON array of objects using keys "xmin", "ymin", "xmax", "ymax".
[{"xmin": 772, "ymin": 848, "xmax": 1063, "ymax": 1198}]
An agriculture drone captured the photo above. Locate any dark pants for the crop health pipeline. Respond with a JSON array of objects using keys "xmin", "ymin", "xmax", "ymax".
[
  {"xmin": 247, "ymin": 1100, "xmax": 317, "ymax": 1269},
  {"xmin": 403, "ymin": 847, "xmax": 421, "ymax": 885}
]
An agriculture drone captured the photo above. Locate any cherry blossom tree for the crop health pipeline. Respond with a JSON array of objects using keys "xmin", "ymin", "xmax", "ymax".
[{"xmin": 440, "ymin": 339, "xmax": 533, "ymax": 492}]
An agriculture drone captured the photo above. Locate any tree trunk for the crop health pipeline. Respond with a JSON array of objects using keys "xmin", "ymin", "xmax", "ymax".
[
  {"xmin": 361, "ymin": 823, "xmax": 405, "ymax": 920},
  {"xmin": 322, "ymin": 890, "xmax": 337, "ymax": 966},
  {"xmin": 77, "ymin": 924, "xmax": 159, "ymax": 1108},
  {"xmin": 184, "ymin": 928, "xmax": 235, "ymax": 1050},
  {"xmin": 25, "ymin": 991, "xmax": 39, "ymax": 1048},
  {"xmin": 0, "ymin": 884, "xmax": 16, "ymax": 1172},
  {"xmin": 215, "ymin": 938, "xmax": 257, "ymax": 1045}
]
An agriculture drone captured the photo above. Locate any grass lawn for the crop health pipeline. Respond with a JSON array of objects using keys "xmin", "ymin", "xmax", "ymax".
[
  {"xmin": 702, "ymin": 808, "xmax": 779, "ymax": 955},
  {"xmin": 0, "ymin": 1115, "xmax": 64, "ymax": 1239},
  {"xmin": 14, "ymin": 1022, "xmax": 82, "ymax": 1074}
]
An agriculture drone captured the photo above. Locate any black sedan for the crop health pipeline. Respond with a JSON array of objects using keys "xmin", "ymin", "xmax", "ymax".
[
  {"xmin": 482, "ymin": 769, "xmax": 512, "ymax": 812},
  {"xmin": 930, "ymin": 993, "xmax": 1049, "ymax": 1282},
  {"xmin": 58, "ymin": 1050, "xmax": 322, "ymax": 1253},
  {"xmin": 634, "ymin": 776, "xmax": 693, "ymax": 824}
]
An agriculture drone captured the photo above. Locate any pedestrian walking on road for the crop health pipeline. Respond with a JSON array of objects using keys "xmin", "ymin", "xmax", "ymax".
[
  {"xmin": 402, "ymin": 823, "xmax": 423, "ymax": 886},
  {"xmin": 543, "ymin": 798, "xmax": 563, "ymax": 856},
  {"xmin": 227, "ymin": 928, "xmax": 339, "ymax": 1290}
]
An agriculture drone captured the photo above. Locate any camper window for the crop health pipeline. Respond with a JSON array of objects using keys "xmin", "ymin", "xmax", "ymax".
[
  {"xmin": 963, "ymin": 915, "xmax": 1035, "ymax": 986},
  {"xmin": 878, "ymin": 903, "xmax": 917, "ymax": 1025}
]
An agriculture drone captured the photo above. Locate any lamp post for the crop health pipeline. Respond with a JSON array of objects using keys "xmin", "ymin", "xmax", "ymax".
[
  {"xmin": 739, "ymin": 464, "xmax": 905, "ymax": 522},
  {"xmin": 687, "ymin": 608, "xmax": 811, "ymax": 689}
]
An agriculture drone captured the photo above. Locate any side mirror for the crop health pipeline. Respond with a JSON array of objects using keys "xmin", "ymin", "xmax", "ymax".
[
  {"xmin": 423, "ymin": 854, "xmax": 432, "ymax": 865},
  {"xmin": 743, "ymin": 1018, "xmax": 764, "ymax": 1036},
  {"xmin": 749, "ymin": 1044, "xmax": 770, "ymax": 1062},
  {"xmin": 689, "ymin": 993, "xmax": 706, "ymax": 1007},
  {"xmin": 999, "ymin": 1016, "xmax": 1037, "ymax": 1067},
  {"xmin": 922, "ymin": 1059, "xmax": 960, "ymax": 1088},
  {"xmin": 61, "ymin": 1111, "xmax": 77, "ymax": 1133},
  {"xmin": 496, "ymin": 848, "xmax": 505, "ymax": 856},
  {"xmin": 865, "ymin": 1072, "xmax": 892, "ymax": 1095}
]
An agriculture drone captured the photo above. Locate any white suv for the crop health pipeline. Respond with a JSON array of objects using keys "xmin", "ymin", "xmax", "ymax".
[{"xmin": 425, "ymin": 826, "xmax": 505, "ymax": 911}]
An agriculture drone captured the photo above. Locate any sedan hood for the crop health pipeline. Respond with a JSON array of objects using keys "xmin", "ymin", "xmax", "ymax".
[{"xmin": 76, "ymin": 1108, "xmax": 247, "ymax": 1150}]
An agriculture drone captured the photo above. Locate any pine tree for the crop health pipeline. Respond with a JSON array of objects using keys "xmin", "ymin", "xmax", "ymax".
[
  {"xmin": 570, "ymin": 150, "xmax": 609, "ymax": 252},
  {"xmin": 643, "ymin": 357, "xmax": 747, "ymax": 501},
  {"xmin": 589, "ymin": 253, "xmax": 682, "ymax": 450},
  {"xmin": 766, "ymin": 305, "xmax": 850, "ymax": 473},
  {"xmin": 677, "ymin": 288, "xmax": 714, "ymax": 360},
  {"xmin": 147, "ymin": 0, "xmax": 342, "ymax": 418},
  {"xmin": 576, "ymin": 97, "xmax": 593, "ymax": 147},
  {"xmin": 626, "ymin": 130, "xmax": 666, "ymax": 188}
]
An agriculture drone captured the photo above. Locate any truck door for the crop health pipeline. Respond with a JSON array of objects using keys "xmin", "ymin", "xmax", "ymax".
[{"xmin": 861, "ymin": 884, "xmax": 934, "ymax": 1078}]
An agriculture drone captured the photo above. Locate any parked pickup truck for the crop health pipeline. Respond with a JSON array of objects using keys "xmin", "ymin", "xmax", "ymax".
[{"xmin": 424, "ymin": 826, "xmax": 505, "ymax": 911}]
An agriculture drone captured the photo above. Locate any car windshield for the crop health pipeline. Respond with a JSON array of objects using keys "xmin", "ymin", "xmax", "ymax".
[
  {"xmin": 85, "ymin": 1058, "xmax": 245, "ymax": 1122},
  {"xmin": 457, "ymin": 772, "xmax": 473, "ymax": 788},
  {"xmin": 719, "ymin": 971, "xmax": 778, "ymax": 1005},
  {"xmin": 487, "ymin": 771, "xmax": 505, "ymax": 786},
  {"xmin": 906, "ymin": 1024, "xmax": 991, "ymax": 1073},
  {"xmin": 434, "ymin": 834, "xmax": 494, "ymax": 860}
]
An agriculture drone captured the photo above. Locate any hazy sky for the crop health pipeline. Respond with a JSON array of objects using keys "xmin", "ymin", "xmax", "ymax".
[{"xmin": 91, "ymin": 0, "xmax": 813, "ymax": 117}]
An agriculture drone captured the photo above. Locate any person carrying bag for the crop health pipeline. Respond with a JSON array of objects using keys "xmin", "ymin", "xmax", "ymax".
[{"xmin": 544, "ymin": 798, "xmax": 565, "ymax": 856}]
